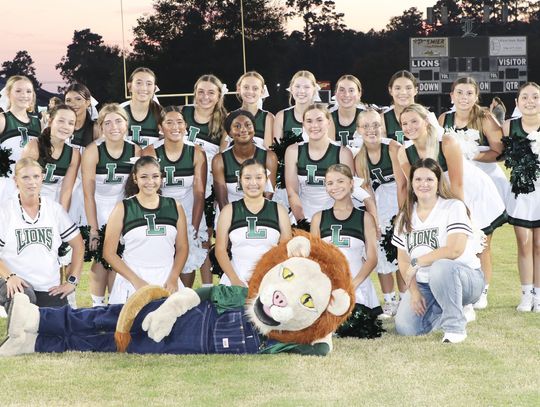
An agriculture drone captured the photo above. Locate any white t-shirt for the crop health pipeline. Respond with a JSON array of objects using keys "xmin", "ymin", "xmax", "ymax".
[
  {"xmin": 391, "ymin": 198, "xmax": 481, "ymax": 283},
  {"xmin": 0, "ymin": 196, "xmax": 80, "ymax": 291}
]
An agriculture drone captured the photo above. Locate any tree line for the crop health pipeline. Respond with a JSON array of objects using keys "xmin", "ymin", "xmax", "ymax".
[{"xmin": 3, "ymin": 0, "xmax": 540, "ymax": 113}]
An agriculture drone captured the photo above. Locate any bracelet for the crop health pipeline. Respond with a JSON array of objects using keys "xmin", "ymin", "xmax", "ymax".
[{"xmin": 5, "ymin": 273, "xmax": 16, "ymax": 282}]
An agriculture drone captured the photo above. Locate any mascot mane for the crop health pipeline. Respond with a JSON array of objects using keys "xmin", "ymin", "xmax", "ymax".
[{"xmin": 247, "ymin": 230, "xmax": 354, "ymax": 344}]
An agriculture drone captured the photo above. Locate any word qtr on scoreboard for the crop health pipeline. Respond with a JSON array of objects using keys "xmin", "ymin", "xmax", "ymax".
[{"xmin": 409, "ymin": 36, "xmax": 527, "ymax": 94}]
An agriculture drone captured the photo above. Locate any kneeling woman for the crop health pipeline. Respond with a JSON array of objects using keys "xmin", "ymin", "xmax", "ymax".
[
  {"xmin": 215, "ymin": 159, "xmax": 291, "ymax": 286},
  {"xmin": 392, "ymin": 159, "xmax": 484, "ymax": 343},
  {"xmin": 103, "ymin": 156, "xmax": 189, "ymax": 304}
]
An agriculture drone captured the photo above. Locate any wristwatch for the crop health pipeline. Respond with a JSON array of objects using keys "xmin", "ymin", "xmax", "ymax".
[
  {"xmin": 67, "ymin": 275, "xmax": 79, "ymax": 286},
  {"xmin": 410, "ymin": 258, "xmax": 419, "ymax": 269}
]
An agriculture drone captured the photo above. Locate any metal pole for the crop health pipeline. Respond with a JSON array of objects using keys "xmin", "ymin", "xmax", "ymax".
[
  {"xmin": 240, "ymin": 0, "xmax": 247, "ymax": 73},
  {"xmin": 120, "ymin": 0, "xmax": 129, "ymax": 99}
]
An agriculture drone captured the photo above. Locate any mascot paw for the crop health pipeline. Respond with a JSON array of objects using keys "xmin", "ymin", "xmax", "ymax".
[{"xmin": 8, "ymin": 293, "xmax": 39, "ymax": 336}]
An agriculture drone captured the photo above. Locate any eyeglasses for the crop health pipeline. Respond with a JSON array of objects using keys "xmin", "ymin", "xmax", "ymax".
[{"xmin": 358, "ymin": 123, "xmax": 381, "ymax": 130}]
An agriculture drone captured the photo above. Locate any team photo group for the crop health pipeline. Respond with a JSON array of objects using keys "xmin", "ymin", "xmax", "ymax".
[{"xmin": 0, "ymin": 65, "xmax": 538, "ymax": 356}]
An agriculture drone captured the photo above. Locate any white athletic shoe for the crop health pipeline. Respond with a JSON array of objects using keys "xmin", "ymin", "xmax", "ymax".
[
  {"xmin": 442, "ymin": 332, "xmax": 467, "ymax": 344},
  {"xmin": 379, "ymin": 300, "xmax": 399, "ymax": 319},
  {"xmin": 463, "ymin": 304, "xmax": 476, "ymax": 323},
  {"xmin": 0, "ymin": 306, "xmax": 7, "ymax": 318},
  {"xmin": 516, "ymin": 292, "xmax": 534, "ymax": 312},
  {"xmin": 472, "ymin": 292, "xmax": 488, "ymax": 310},
  {"xmin": 533, "ymin": 297, "xmax": 540, "ymax": 313}
]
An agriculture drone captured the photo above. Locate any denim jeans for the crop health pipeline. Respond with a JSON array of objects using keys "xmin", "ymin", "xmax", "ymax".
[{"xmin": 395, "ymin": 259, "xmax": 485, "ymax": 336}]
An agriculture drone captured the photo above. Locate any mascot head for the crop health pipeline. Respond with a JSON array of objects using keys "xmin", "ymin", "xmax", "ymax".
[{"xmin": 246, "ymin": 231, "xmax": 354, "ymax": 344}]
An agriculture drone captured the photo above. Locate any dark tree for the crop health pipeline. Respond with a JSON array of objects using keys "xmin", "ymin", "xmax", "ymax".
[
  {"xmin": 385, "ymin": 7, "xmax": 425, "ymax": 36},
  {"xmin": 0, "ymin": 50, "xmax": 41, "ymax": 89},
  {"xmin": 56, "ymin": 29, "xmax": 124, "ymax": 103},
  {"xmin": 284, "ymin": 0, "xmax": 346, "ymax": 43}
]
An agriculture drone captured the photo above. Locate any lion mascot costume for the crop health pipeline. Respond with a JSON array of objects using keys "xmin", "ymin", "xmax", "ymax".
[{"xmin": 0, "ymin": 233, "xmax": 359, "ymax": 357}]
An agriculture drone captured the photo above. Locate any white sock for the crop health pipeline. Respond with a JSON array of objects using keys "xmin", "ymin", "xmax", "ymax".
[
  {"xmin": 383, "ymin": 292, "xmax": 396, "ymax": 303},
  {"xmin": 91, "ymin": 295, "xmax": 105, "ymax": 307},
  {"xmin": 201, "ymin": 283, "xmax": 214, "ymax": 288},
  {"xmin": 521, "ymin": 284, "xmax": 533, "ymax": 295},
  {"xmin": 534, "ymin": 287, "xmax": 540, "ymax": 299},
  {"xmin": 483, "ymin": 284, "xmax": 489, "ymax": 294}
]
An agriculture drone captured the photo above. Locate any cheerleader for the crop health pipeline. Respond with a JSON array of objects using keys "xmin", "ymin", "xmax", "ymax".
[
  {"xmin": 21, "ymin": 104, "xmax": 80, "ymax": 210},
  {"xmin": 397, "ymin": 104, "xmax": 506, "ymax": 316},
  {"xmin": 215, "ymin": 158, "xmax": 291, "ymax": 286},
  {"xmin": 328, "ymin": 74, "xmax": 365, "ymax": 147},
  {"xmin": 381, "ymin": 70, "xmax": 418, "ymax": 142},
  {"xmin": 81, "ymin": 104, "xmax": 141, "ymax": 306},
  {"xmin": 213, "ymin": 110, "xmax": 277, "ymax": 209},
  {"xmin": 64, "ymin": 83, "xmax": 99, "ymax": 149},
  {"xmin": 0, "ymin": 75, "xmax": 41, "ymax": 202},
  {"xmin": 438, "ymin": 77, "xmax": 510, "ymax": 308},
  {"xmin": 285, "ymin": 104, "xmax": 354, "ymax": 224},
  {"xmin": 142, "ymin": 106, "xmax": 207, "ymax": 288},
  {"xmin": 311, "ymin": 164, "xmax": 379, "ymax": 311},
  {"xmin": 182, "ymin": 74, "xmax": 228, "ymax": 285},
  {"xmin": 502, "ymin": 82, "xmax": 540, "ymax": 312},
  {"xmin": 103, "ymin": 156, "xmax": 188, "ymax": 304},
  {"xmin": 124, "ymin": 67, "xmax": 162, "ymax": 148},
  {"xmin": 234, "ymin": 71, "xmax": 274, "ymax": 149},
  {"xmin": 354, "ymin": 109, "xmax": 407, "ymax": 317}
]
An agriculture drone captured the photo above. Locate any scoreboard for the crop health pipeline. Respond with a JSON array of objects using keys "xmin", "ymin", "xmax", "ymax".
[{"xmin": 409, "ymin": 36, "xmax": 527, "ymax": 94}]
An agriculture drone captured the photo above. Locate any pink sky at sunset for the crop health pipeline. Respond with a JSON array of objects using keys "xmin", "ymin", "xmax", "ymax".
[{"xmin": 0, "ymin": 0, "xmax": 435, "ymax": 92}]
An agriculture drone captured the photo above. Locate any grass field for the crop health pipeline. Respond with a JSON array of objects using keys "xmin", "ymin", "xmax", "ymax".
[{"xmin": 1, "ymin": 223, "xmax": 539, "ymax": 407}]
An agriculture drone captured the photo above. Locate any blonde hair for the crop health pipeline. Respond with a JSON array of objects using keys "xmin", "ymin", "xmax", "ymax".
[
  {"xmin": 400, "ymin": 104, "xmax": 440, "ymax": 160},
  {"xmin": 303, "ymin": 103, "xmax": 331, "ymax": 121},
  {"xmin": 193, "ymin": 74, "xmax": 228, "ymax": 141},
  {"xmin": 236, "ymin": 71, "xmax": 265, "ymax": 103},
  {"xmin": 354, "ymin": 109, "xmax": 381, "ymax": 188},
  {"xmin": 97, "ymin": 103, "xmax": 129, "ymax": 129},
  {"xmin": 335, "ymin": 74, "xmax": 362, "ymax": 103},
  {"xmin": 288, "ymin": 70, "xmax": 317, "ymax": 105},
  {"xmin": 15, "ymin": 157, "xmax": 42, "ymax": 176},
  {"xmin": 5, "ymin": 76, "xmax": 36, "ymax": 112}
]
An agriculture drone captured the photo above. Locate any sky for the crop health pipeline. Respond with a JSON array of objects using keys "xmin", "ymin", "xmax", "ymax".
[{"xmin": 0, "ymin": 0, "xmax": 436, "ymax": 92}]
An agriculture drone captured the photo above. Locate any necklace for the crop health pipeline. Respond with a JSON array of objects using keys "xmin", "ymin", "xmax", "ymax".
[{"xmin": 19, "ymin": 195, "xmax": 41, "ymax": 225}]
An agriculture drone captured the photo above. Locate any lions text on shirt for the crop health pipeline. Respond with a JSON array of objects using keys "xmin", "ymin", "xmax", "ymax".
[
  {"xmin": 391, "ymin": 198, "xmax": 481, "ymax": 283},
  {"xmin": 0, "ymin": 196, "xmax": 79, "ymax": 291}
]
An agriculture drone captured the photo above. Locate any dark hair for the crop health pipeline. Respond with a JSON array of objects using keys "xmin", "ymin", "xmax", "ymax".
[
  {"xmin": 396, "ymin": 158, "xmax": 464, "ymax": 234},
  {"xmin": 388, "ymin": 70, "xmax": 417, "ymax": 90},
  {"xmin": 224, "ymin": 109, "xmax": 256, "ymax": 134},
  {"xmin": 124, "ymin": 156, "xmax": 162, "ymax": 197},
  {"xmin": 128, "ymin": 67, "xmax": 163, "ymax": 126},
  {"xmin": 238, "ymin": 157, "xmax": 266, "ymax": 179},
  {"xmin": 38, "ymin": 104, "xmax": 76, "ymax": 162},
  {"xmin": 450, "ymin": 76, "xmax": 489, "ymax": 140},
  {"xmin": 159, "ymin": 105, "xmax": 184, "ymax": 125},
  {"xmin": 65, "ymin": 83, "xmax": 92, "ymax": 101}
]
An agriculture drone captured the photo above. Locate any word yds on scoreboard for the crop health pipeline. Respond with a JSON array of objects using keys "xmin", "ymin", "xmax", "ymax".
[{"xmin": 410, "ymin": 36, "xmax": 527, "ymax": 94}]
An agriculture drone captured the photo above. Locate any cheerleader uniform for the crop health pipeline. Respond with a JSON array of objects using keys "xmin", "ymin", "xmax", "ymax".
[
  {"xmin": 296, "ymin": 142, "xmax": 341, "ymax": 221},
  {"xmin": 69, "ymin": 115, "xmax": 95, "ymax": 150},
  {"xmin": 94, "ymin": 139, "xmax": 136, "ymax": 227},
  {"xmin": 228, "ymin": 108, "xmax": 269, "ymax": 149},
  {"xmin": 221, "ymin": 145, "xmax": 267, "ymax": 203},
  {"xmin": 108, "ymin": 196, "xmax": 181, "ymax": 304},
  {"xmin": 331, "ymin": 108, "xmax": 363, "ymax": 148},
  {"xmin": 405, "ymin": 141, "xmax": 506, "ymax": 235},
  {"xmin": 367, "ymin": 139, "xmax": 399, "ymax": 273},
  {"xmin": 220, "ymin": 199, "xmax": 281, "ymax": 286},
  {"xmin": 505, "ymin": 118, "xmax": 540, "ymax": 228},
  {"xmin": 124, "ymin": 104, "xmax": 160, "ymax": 148},
  {"xmin": 0, "ymin": 112, "xmax": 40, "ymax": 202},
  {"xmin": 443, "ymin": 112, "xmax": 509, "ymax": 201},
  {"xmin": 38, "ymin": 143, "xmax": 74, "ymax": 203},
  {"xmin": 383, "ymin": 107, "xmax": 405, "ymax": 142},
  {"xmin": 154, "ymin": 140, "xmax": 207, "ymax": 272},
  {"xmin": 319, "ymin": 207, "xmax": 379, "ymax": 308}
]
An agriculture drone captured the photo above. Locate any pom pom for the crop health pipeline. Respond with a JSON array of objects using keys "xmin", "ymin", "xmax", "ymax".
[
  {"xmin": 499, "ymin": 135, "xmax": 540, "ymax": 197},
  {"xmin": 446, "ymin": 128, "xmax": 480, "ymax": 160},
  {"xmin": 380, "ymin": 216, "xmax": 398, "ymax": 264},
  {"xmin": 335, "ymin": 303, "xmax": 384, "ymax": 339},
  {"xmin": 0, "ymin": 146, "xmax": 15, "ymax": 177},
  {"xmin": 293, "ymin": 218, "xmax": 311, "ymax": 232},
  {"xmin": 271, "ymin": 135, "xmax": 303, "ymax": 188}
]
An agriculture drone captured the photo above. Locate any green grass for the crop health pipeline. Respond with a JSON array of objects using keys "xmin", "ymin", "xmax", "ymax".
[{"xmin": 1, "ymin": 224, "xmax": 539, "ymax": 407}]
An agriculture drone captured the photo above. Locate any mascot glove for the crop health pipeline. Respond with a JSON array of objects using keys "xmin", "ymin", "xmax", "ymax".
[{"xmin": 142, "ymin": 288, "xmax": 201, "ymax": 342}]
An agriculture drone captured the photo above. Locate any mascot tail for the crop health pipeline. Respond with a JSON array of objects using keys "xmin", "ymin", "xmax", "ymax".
[{"xmin": 114, "ymin": 285, "xmax": 171, "ymax": 352}]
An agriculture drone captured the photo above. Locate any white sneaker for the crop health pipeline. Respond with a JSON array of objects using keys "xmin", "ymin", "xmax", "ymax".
[
  {"xmin": 0, "ymin": 306, "xmax": 7, "ymax": 318},
  {"xmin": 379, "ymin": 300, "xmax": 399, "ymax": 319},
  {"xmin": 442, "ymin": 332, "xmax": 467, "ymax": 343},
  {"xmin": 463, "ymin": 304, "xmax": 476, "ymax": 323},
  {"xmin": 516, "ymin": 292, "xmax": 534, "ymax": 312},
  {"xmin": 533, "ymin": 297, "xmax": 540, "ymax": 313},
  {"xmin": 472, "ymin": 292, "xmax": 488, "ymax": 310}
]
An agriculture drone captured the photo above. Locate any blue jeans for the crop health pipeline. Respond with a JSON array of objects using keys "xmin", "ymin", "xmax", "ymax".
[{"xmin": 395, "ymin": 259, "xmax": 485, "ymax": 336}]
